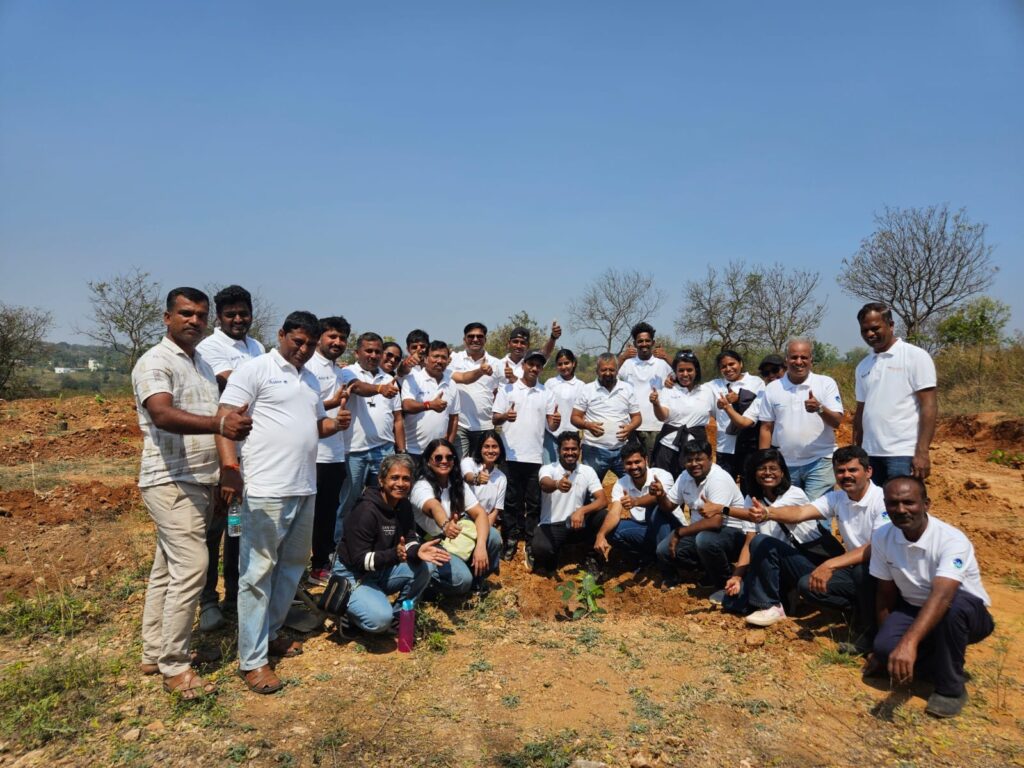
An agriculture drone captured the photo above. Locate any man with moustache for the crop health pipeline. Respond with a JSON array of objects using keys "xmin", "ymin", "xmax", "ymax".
[
  {"xmin": 572, "ymin": 353, "xmax": 642, "ymax": 481},
  {"xmin": 448, "ymin": 322, "xmax": 501, "ymax": 460},
  {"xmin": 401, "ymin": 340, "xmax": 460, "ymax": 464}
]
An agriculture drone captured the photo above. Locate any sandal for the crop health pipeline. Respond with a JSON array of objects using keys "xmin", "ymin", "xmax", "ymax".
[
  {"xmin": 162, "ymin": 669, "xmax": 216, "ymax": 700},
  {"xmin": 141, "ymin": 646, "xmax": 222, "ymax": 675},
  {"xmin": 268, "ymin": 637, "xmax": 303, "ymax": 658},
  {"xmin": 238, "ymin": 664, "xmax": 283, "ymax": 695}
]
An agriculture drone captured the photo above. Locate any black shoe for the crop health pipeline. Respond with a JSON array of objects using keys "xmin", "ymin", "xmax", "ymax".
[
  {"xmin": 925, "ymin": 691, "xmax": 968, "ymax": 719},
  {"xmin": 335, "ymin": 615, "xmax": 359, "ymax": 642},
  {"xmin": 502, "ymin": 539, "xmax": 519, "ymax": 562},
  {"xmin": 524, "ymin": 544, "xmax": 535, "ymax": 572}
]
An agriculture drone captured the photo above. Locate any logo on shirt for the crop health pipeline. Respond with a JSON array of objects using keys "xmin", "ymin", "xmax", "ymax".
[
  {"xmin": 953, "ymin": 558, "xmax": 964, "ymax": 569},
  {"xmin": 880, "ymin": 511, "xmax": 889, "ymax": 520},
  {"xmin": 268, "ymin": 378, "xmax": 289, "ymax": 385}
]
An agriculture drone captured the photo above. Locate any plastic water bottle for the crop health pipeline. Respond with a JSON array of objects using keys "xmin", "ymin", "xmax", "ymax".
[
  {"xmin": 227, "ymin": 498, "xmax": 242, "ymax": 538},
  {"xmin": 397, "ymin": 599, "xmax": 415, "ymax": 652}
]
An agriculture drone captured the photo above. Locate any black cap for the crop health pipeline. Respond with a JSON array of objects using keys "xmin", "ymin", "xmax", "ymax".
[{"xmin": 523, "ymin": 349, "xmax": 547, "ymax": 365}]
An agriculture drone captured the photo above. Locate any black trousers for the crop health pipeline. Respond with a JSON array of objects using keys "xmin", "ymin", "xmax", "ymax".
[
  {"xmin": 531, "ymin": 508, "xmax": 608, "ymax": 571},
  {"xmin": 798, "ymin": 561, "xmax": 877, "ymax": 637},
  {"xmin": 503, "ymin": 461, "xmax": 541, "ymax": 543},
  {"xmin": 203, "ymin": 512, "xmax": 239, "ymax": 605},
  {"xmin": 312, "ymin": 462, "xmax": 347, "ymax": 570}
]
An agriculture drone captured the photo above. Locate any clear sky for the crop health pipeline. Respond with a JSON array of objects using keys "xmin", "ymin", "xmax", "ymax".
[{"xmin": 2, "ymin": 1, "xmax": 1022, "ymax": 354}]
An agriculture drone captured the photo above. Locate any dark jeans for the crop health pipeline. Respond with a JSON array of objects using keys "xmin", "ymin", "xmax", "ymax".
[
  {"xmin": 716, "ymin": 449, "xmax": 753, "ymax": 495},
  {"xmin": 607, "ymin": 507, "xmax": 675, "ymax": 565},
  {"xmin": 873, "ymin": 591, "xmax": 994, "ymax": 697},
  {"xmin": 312, "ymin": 462, "xmax": 346, "ymax": 570},
  {"xmin": 504, "ymin": 461, "xmax": 541, "ymax": 543},
  {"xmin": 202, "ymin": 512, "xmax": 239, "ymax": 607},
  {"xmin": 531, "ymin": 509, "xmax": 609, "ymax": 571},
  {"xmin": 798, "ymin": 561, "xmax": 876, "ymax": 636},
  {"xmin": 868, "ymin": 456, "xmax": 913, "ymax": 488},
  {"xmin": 456, "ymin": 427, "xmax": 488, "ymax": 463},
  {"xmin": 744, "ymin": 534, "xmax": 816, "ymax": 610},
  {"xmin": 656, "ymin": 525, "xmax": 748, "ymax": 588}
]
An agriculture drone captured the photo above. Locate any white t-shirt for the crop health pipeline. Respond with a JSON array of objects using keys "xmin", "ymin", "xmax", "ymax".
[
  {"xmin": 657, "ymin": 384, "xmax": 715, "ymax": 449},
  {"xmin": 810, "ymin": 481, "xmax": 888, "ymax": 550},
  {"xmin": 401, "ymin": 368, "xmax": 461, "ymax": 455},
  {"xmin": 573, "ymin": 380, "xmax": 641, "ymax": 450},
  {"xmin": 410, "ymin": 478, "xmax": 480, "ymax": 538},
  {"xmin": 870, "ymin": 516, "xmax": 990, "ymax": 607},
  {"xmin": 745, "ymin": 486, "xmax": 821, "ymax": 544},
  {"xmin": 196, "ymin": 328, "xmax": 265, "ymax": 376},
  {"xmin": 448, "ymin": 350, "xmax": 501, "ymax": 431},
  {"xmin": 758, "ymin": 372, "xmax": 843, "ymax": 465},
  {"xmin": 494, "ymin": 380, "xmax": 556, "ymax": 464},
  {"xmin": 306, "ymin": 351, "xmax": 346, "ymax": 464},
  {"xmin": 855, "ymin": 339, "xmax": 937, "ymax": 457},
  {"xmin": 538, "ymin": 462, "xmax": 603, "ymax": 525},
  {"xmin": 340, "ymin": 363, "xmax": 401, "ymax": 452},
  {"xmin": 611, "ymin": 467, "xmax": 676, "ymax": 523},
  {"xmin": 665, "ymin": 463, "xmax": 748, "ymax": 531},
  {"xmin": 707, "ymin": 373, "xmax": 765, "ymax": 454},
  {"xmin": 618, "ymin": 355, "xmax": 674, "ymax": 432},
  {"xmin": 460, "ymin": 457, "xmax": 507, "ymax": 515},
  {"xmin": 545, "ymin": 376, "xmax": 585, "ymax": 435},
  {"xmin": 220, "ymin": 349, "xmax": 326, "ymax": 497}
]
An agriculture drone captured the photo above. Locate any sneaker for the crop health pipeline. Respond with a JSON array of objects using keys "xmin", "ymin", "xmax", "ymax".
[
  {"xmin": 307, "ymin": 567, "xmax": 331, "ymax": 587},
  {"xmin": 709, "ymin": 589, "xmax": 726, "ymax": 606},
  {"xmin": 524, "ymin": 544, "xmax": 535, "ymax": 572},
  {"xmin": 199, "ymin": 603, "xmax": 225, "ymax": 632},
  {"xmin": 745, "ymin": 604, "xmax": 787, "ymax": 627},
  {"xmin": 661, "ymin": 574, "xmax": 684, "ymax": 591},
  {"xmin": 501, "ymin": 539, "xmax": 519, "ymax": 562},
  {"xmin": 925, "ymin": 691, "xmax": 968, "ymax": 719}
]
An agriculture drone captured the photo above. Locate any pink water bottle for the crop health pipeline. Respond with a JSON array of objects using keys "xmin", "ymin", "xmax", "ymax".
[{"xmin": 397, "ymin": 599, "xmax": 415, "ymax": 652}]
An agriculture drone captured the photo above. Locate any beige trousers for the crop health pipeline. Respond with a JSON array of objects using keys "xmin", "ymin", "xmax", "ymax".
[{"xmin": 140, "ymin": 481, "xmax": 216, "ymax": 676}]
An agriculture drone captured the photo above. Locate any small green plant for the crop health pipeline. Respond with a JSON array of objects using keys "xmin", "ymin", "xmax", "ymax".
[
  {"xmin": 556, "ymin": 571, "xmax": 606, "ymax": 620},
  {"xmin": 495, "ymin": 730, "xmax": 579, "ymax": 768},
  {"xmin": 226, "ymin": 744, "xmax": 249, "ymax": 764},
  {"xmin": 816, "ymin": 646, "xmax": 863, "ymax": 668},
  {"xmin": 988, "ymin": 449, "xmax": 1024, "ymax": 469},
  {"xmin": 628, "ymin": 687, "xmax": 665, "ymax": 725},
  {"xmin": 0, "ymin": 588, "xmax": 99, "ymax": 638},
  {"xmin": 468, "ymin": 658, "xmax": 493, "ymax": 673},
  {"xmin": 501, "ymin": 694, "xmax": 521, "ymax": 708},
  {"xmin": 312, "ymin": 727, "xmax": 348, "ymax": 766},
  {"xmin": 94, "ymin": 393, "xmax": 106, "ymax": 405},
  {"xmin": 425, "ymin": 631, "xmax": 448, "ymax": 654}
]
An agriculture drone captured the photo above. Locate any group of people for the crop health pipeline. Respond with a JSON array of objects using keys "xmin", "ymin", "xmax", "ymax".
[{"xmin": 132, "ymin": 285, "xmax": 994, "ymax": 719}]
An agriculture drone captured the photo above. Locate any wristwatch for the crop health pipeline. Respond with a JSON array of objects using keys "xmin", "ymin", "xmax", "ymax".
[
  {"xmin": 815, "ymin": 404, "xmax": 824, "ymax": 414},
  {"xmin": 722, "ymin": 506, "xmax": 731, "ymax": 517}
]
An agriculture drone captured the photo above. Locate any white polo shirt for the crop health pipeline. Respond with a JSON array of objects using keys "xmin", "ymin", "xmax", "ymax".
[
  {"xmin": 196, "ymin": 328, "xmax": 265, "ymax": 376},
  {"xmin": 306, "ymin": 351, "xmax": 346, "ymax": 464},
  {"xmin": 460, "ymin": 457, "xmax": 507, "ymax": 515},
  {"xmin": 410, "ymin": 479, "xmax": 480, "ymax": 538},
  {"xmin": 448, "ymin": 350, "xmax": 501, "ymax": 430},
  {"xmin": 611, "ymin": 467, "xmax": 676, "ymax": 523},
  {"xmin": 855, "ymin": 339, "xmax": 937, "ymax": 457},
  {"xmin": 545, "ymin": 375, "xmax": 585, "ymax": 435},
  {"xmin": 573, "ymin": 380, "xmax": 641, "ymax": 450},
  {"xmin": 401, "ymin": 368, "xmax": 461, "ymax": 455},
  {"xmin": 494, "ymin": 380, "xmax": 556, "ymax": 464},
  {"xmin": 708, "ymin": 373, "xmax": 765, "ymax": 454},
  {"xmin": 618, "ymin": 355, "xmax": 673, "ymax": 431},
  {"xmin": 340, "ymin": 363, "xmax": 401, "ymax": 452},
  {"xmin": 665, "ymin": 463, "xmax": 748, "ymax": 531},
  {"xmin": 220, "ymin": 349, "xmax": 326, "ymax": 497},
  {"xmin": 810, "ymin": 481, "xmax": 888, "ymax": 550},
  {"xmin": 539, "ymin": 461, "xmax": 603, "ymax": 525},
  {"xmin": 870, "ymin": 516, "xmax": 990, "ymax": 607},
  {"xmin": 746, "ymin": 486, "xmax": 821, "ymax": 543},
  {"xmin": 758, "ymin": 372, "xmax": 843, "ymax": 465},
  {"xmin": 657, "ymin": 384, "xmax": 715, "ymax": 448}
]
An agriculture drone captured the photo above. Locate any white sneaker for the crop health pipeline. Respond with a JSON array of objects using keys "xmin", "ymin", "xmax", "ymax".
[{"xmin": 745, "ymin": 604, "xmax": 787, "ymax": 627}]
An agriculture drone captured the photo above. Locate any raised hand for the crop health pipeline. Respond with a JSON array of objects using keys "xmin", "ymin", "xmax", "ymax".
[
  {"xmin": 427, "ymin": 394, "xmax": 447, "ymax": 413},
  {"xmin": 479, "ymin": 358, "xmax": 493, "ymax": 376},
  {"xmin": 476, "ymin": 468, "xmax": 490, "ymax": 485},
  {"xmin": 805, "ymin": 390, "xmax": 822, "ymax": 414},
  {"xmin": 556, "ymin": 471, "xmax": 573, "ymax": 493},
  {"xmin": 504, "ymin": 361, "xmax": 517, "ymax": 384},
  {"xmin": 334, "ymin": 407, "xmax": 352, "ymax": 431},
  {"xmin": 396, "ymin": 535, "xmax": 407, "ymax": 562},
  {"xmin": 749, "ymin": 498, "xmax": 768, "ymax": 523},
  {"xmin": 505, "ymin": 401, "xmax": 518, "ymax": 422},
  {"xmin": 221, "ymin": 403, "xmax": 253, "ymax": 440},
  {"xmin": 650, "ymin": 476, "xmax": 665, "ymax": 499},
  {"xmin": 649, "ymin": 386, "xmax": 660, "ymax": 404},
  {"xmin": 548, "ymin": 405, "xmax": 561, "ymax": 430},
  {"xmin": 653, "ymin": 346, "xmax": 669, "ymax": 361},
  {"xmin": 550, "ymin": 320, "xmax": 562, "ymax": 340},
  {"xmin": 378, "ymin": 380, "xmax": 399, "ymax": 398}
]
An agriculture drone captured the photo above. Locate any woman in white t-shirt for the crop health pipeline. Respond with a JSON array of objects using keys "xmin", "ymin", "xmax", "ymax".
[
  {"xmin": 411, "ymin": 438, "xmax": 502, "ymax": 596},
  {"xmin": 649, "ymin": 350, "xmax": 715, "ymax": 476},
  {"xmin": 461, "ymin": 430, "xmax": 507, "ymax": 529},
  {"xmin": 543, "ymin": 349, "xmax": 585, "ymax": 463},
  {"xmin": 708, "ymin": 350, "xmax": 764, "ymax": 493}
]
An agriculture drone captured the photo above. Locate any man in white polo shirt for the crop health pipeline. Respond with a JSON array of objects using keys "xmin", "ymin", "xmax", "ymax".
[
  {"xmin": 305, "ymin": 316, "xmax": 352, "ymax": 586},
  {"xmin": 337, "ymin": 332, "xmax": 404, "ymax": 542},
  {"xmin": 195, "ymin": 284, "xmax": 266, "ymax": 632},
  {"xmin": 854, "ymin": 302, "xmax": 938, "ymax": 485},
  {"xmin": 616, "ymin": 322, "xmax": 673, "ymax": 458},
  {"xmin": 758, "ymin": 338, "xmax": 843, "ymax": 500},
  {"xmin": 215, "ymin": 311, "xmax": 352, "ymax": 695},
  {"xmin": 656, "ymin": 439, "xmax": 747, "ymax": 590},
  {"xmin": 493, "ymin": 349, "xmax": 560, "ymax": 563},
  {"xmin": 531, "ymin": 432, "xmax": 608, "ymax": 575},
  {"xmin": 448, "ymin": 322, "xmax": 501, "ymax": 460},
  {"xmin": 401, "ymin": 340, "xmax": 460, "ymax": 462},
  {"xmin": 867, "ymin": 476, "xmax": 994, "ymax": 718},
  {"xmin": 495, "ymin": 322, "xmax": 560, "ymax": 386},
  {"xmin": 572, "ymin": 353, "xmax": 642, "ymax": 481}
]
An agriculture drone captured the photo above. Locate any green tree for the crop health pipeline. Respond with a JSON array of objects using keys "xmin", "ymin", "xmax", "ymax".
[
  {"xmin": 486, "ymin": 311, "xmax": 549, "ymax": 359},
  {"xmin": 935, "ymin": 297, "xmax": 1010, "ymax": 348}
]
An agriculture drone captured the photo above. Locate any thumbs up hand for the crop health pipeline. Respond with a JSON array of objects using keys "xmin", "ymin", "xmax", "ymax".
[
  {"xmin": 396, "ymin": 536, "xmax": 407, "ymax": 561},
  {"xmin": 504, "ymin": 361, "xmax": 517, "ymax": 384},
  {"xmin": 649, "ymin": 387, "xmax": 660, "ymax": 404},
  {"xmin": 550, "ymin": 320, "xmax": 562, "ymax": 340},
  {"xmin": 221, "ymin": 403, "xmax": 253, "ymax": 439},
  {"xmin": 548, "ymin": 405, "xmax": 561, "ymax": 430},
  {"xmin": 428, "ymin": 394, "xmax": 447, "ymax": 413},
  {"xmin": 479, "ymin": 358, "xmax": 493, "ymax": 376},
  {"xmin": 505, "ymin": 400, "xmax": 517, "ymax": 422},
  {"xmin": 804, "ymin": 390, "xmax": 822, "ymax": 414},
  {"xmin": 557, "ymin": 471, "xmax": 573, "ymax": 493}
]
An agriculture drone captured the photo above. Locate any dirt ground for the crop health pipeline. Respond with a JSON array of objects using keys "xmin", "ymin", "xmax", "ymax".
[{"xmin": 0, "ymin": 396, "xmax": 1022, "ymax": 768}]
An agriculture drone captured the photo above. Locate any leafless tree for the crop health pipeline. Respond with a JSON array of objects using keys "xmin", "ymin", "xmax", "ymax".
[
  {"xmin": 676, "ymin": 261, "xmax": 761, "ymax": 351},
  {"xmin": 0, "ymin": 303, "xmax": 52, "ymax": 396},
  {"xmin": 749, "ymin": 263, "xmax": 826, "ymax": 352},
  {"xmin": 838, "ymin": 205, "xmax": 997, "ymax": 342},
  {"xmin": 568, "ymin": 268, "xmax": 665, "ymax": 353},
  {"xmin": 77, "ymin": 268, "xmax": 164, "ymax": 369}
]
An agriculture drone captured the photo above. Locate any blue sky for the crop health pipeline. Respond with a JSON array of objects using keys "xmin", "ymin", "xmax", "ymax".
[{"xmin": 2, "ymin": 1, "xmax": 1022, "ymax": 353}]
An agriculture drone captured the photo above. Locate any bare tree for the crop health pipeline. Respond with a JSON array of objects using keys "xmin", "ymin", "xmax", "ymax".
[
  {"xmin": 568, "ymin": 268, "xmax": 665, "ymax": 353},
  {"xmin": 749, "ymin": 263, "xmax": 826, "ymax": 352},
  {"xmin": 676, "ymin": 261, "xmax": 761, "ymax": 350},
  {"xmin": 77, "ymin": 268, "xmax": 164, "ymax": 369},
  {"xmin": 838, "ymin": 205, "xmax": 997, "ymax": 342},
  {"xmin": 0, "ymin": 303, "xmax": 52, "ymax": 396}
]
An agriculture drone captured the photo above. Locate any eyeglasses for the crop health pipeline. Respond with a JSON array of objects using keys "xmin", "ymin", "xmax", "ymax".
[
  {"xmin": 431, "ymin": 454, "xmax": 455, "ymax": 465},
  {"xmin": 465, "ymin": 333, "xmax": 485, "ymax": 340},
  {"xmin": 383, "ymin": 352, "xmax": 400, "ymax": 359}
]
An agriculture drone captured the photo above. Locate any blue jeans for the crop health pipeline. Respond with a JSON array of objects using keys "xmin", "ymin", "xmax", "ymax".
[
  {"xmin": 432, "ymin": 528, "xmax": 502, "ymax": 596},
  {"xmin": 582, "ymin": 444, "xmax": 625, "ymax": 482},
  {"xmin": 331, "ymin": 559, "xmax": 433, "ymax": 634},
  {"xmin": 543, "ymin": 432, "xmax": 560, "ymax": 465},
  {"xmin": 237, "ymin": 494, "xmax": 315, "ymax": 671},
  {"xmin": 745, "ymin": 534, "xmax": 816, "ymax": 610},
  {"xmin": 608, "ymin": 508, "xmax": 675, "ymax": 564},
  {"xmin": 336, "ymin": 444, "xmax": 394, "ymax": 544},
  {"xmin": 788, "ymin": 456, "xmax": 836, "ymax": 500},
  {"xmin": 868, "ymin": 456, "xmax": 913, "ymax": 487}
]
